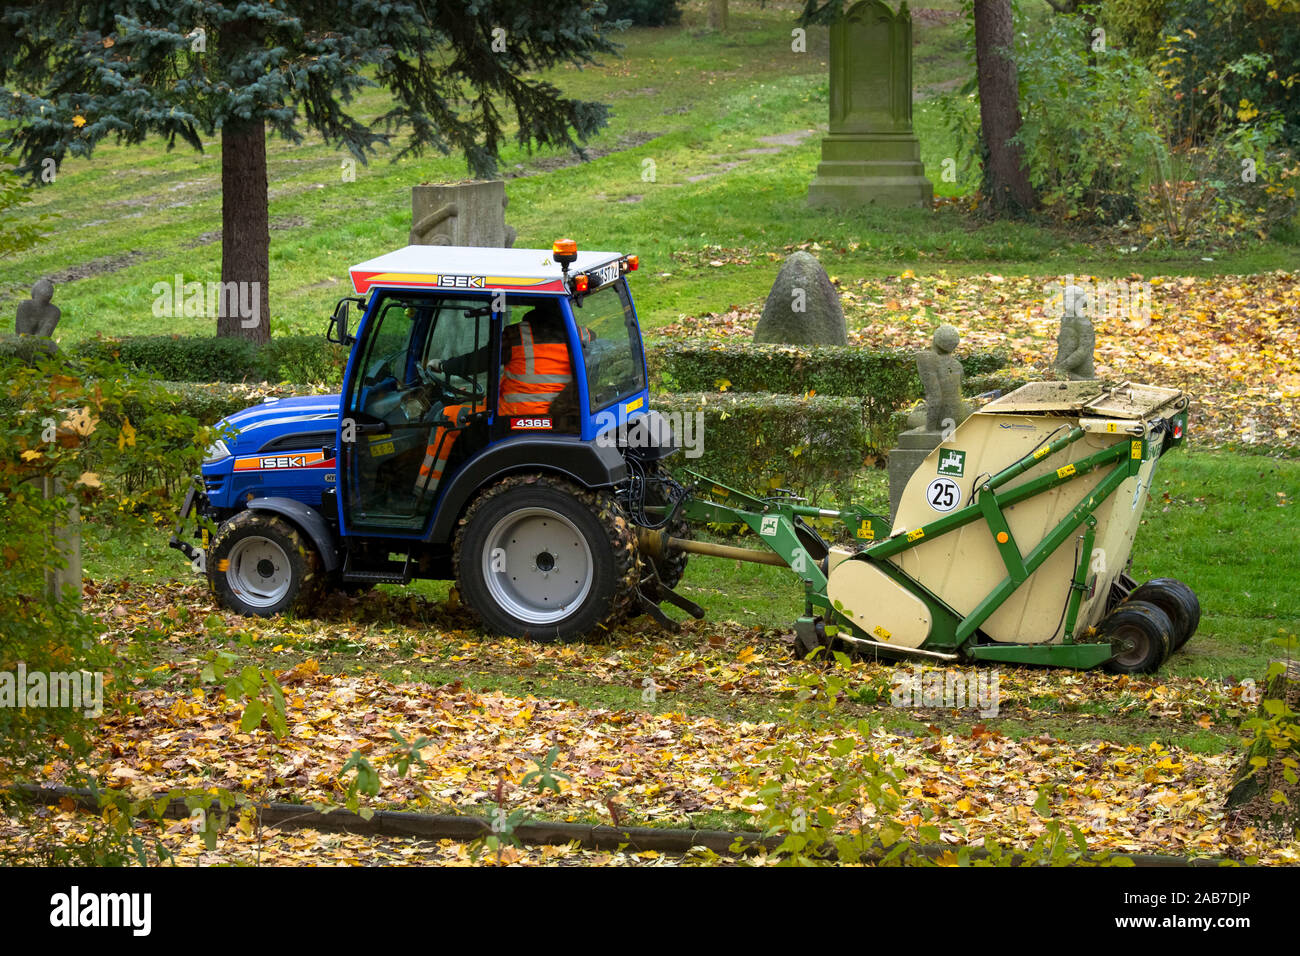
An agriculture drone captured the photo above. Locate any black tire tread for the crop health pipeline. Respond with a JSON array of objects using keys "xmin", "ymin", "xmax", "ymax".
[
  {"xmin": 453, "ymin": 472, "xmax": 641, "ymax": 640},
  {"xmin": 207, "ymin": 510, "xmax": 323, "ymax": 617}
]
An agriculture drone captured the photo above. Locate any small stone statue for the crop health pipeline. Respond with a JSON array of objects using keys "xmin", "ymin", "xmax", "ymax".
[
  {"xmin": 1053, "ymin": 284, "xmax": 1095, "ymax": 380},
  {"xmin": 16, "ymin": 278, "xmax": 62, "ymax": 338},
  {"xmin": 909, "ymin": 324, "xmax": 968, "ymax": 432}
]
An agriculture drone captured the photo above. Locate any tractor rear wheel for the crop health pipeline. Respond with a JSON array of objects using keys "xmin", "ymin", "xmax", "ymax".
[
  {"xmin": 1101, "ymin": 600, "xmax": 1174, "ymax": 674},
  {"xmin": 455, "ymin": 473, "xmax": 640, "ymax": 641},
  {"xmin": 208, "ymin": 510, "xmax": 323, "ymax": 617},
  {"xmin": 1126, "ymin": 578, "xmax": 1200, "ymax": 651}
]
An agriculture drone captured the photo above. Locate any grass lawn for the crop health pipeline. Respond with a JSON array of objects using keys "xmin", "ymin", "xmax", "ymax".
[{"xmin": 3, "ymin": 1, "xmax": 1296, "ymax": 343}]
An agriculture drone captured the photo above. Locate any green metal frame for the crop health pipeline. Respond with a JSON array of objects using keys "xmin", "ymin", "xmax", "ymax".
[{"xmin": 673, "ymin": 414, "xmax": 1183, "ymax": 669}]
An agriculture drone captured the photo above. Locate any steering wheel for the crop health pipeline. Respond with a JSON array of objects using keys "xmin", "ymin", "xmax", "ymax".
[{"xmin": 415, "ymin": 361, "xmax": 484, "ymax": 403}]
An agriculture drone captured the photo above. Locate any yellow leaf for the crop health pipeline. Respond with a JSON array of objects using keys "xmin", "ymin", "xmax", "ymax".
[
  {"xmin": 76, "ymin": 471, "xmax": 101, "ymax": 488},
  {"xmin": 20, "ymin": 449, "xmax": 42, "ymax": 462},
  {"xmin": 117, "ymin": 420, "xmax": 137, "ymax": 451}
]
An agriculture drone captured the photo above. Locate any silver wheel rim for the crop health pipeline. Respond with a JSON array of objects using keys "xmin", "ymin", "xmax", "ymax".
[
  {"xmin": 1110, "ymin": 623, "xmax": 1148, "ymax": 667},
  {"xmin": 226, "ymin": 535, "xmax": 293, "ymax": 609},
  {"xmin": 482, "ymin": 507, "xmax": 593, "ymax": 625}
]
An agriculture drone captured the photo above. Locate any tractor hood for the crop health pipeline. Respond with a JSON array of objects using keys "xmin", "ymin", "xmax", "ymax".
[{"xmin": 220, "ymin": 393, "xmax": 342, "ymax": 452}]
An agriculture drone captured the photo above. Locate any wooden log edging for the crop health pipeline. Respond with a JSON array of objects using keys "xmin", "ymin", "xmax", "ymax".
[{"xmin": 11, "ymin": 784, "xmax": 1234, "ymax": 866}]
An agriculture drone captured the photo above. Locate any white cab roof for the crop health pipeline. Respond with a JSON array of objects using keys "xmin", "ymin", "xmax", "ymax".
[{"xmin": 350, "ymin": 244, "xmax": 624, "ymax": 295}]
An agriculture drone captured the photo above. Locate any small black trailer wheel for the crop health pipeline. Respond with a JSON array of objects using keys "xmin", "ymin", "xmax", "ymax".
[
  {"xmin": 208, "ymin": 510, "xmax": 323, "ymax": 617},
  {"xmin": 1126, "ymin": 578, "xmax": 1200, "ymax": 650},
  {"xmin": 1101, "ymin": 600, "xmax": 1175, "ymax": 674}
]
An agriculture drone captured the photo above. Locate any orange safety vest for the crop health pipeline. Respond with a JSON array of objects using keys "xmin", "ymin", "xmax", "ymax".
[
  {"xmin": 414, "ymin": 404, "xmax": 468, "ymax": 495},
  {"xmin": 498, "ymin": 320, "xmax": 592, "ymax": 418}
]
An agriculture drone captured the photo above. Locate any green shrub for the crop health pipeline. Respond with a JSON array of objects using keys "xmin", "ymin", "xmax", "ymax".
[
  {"xmin": 136, "ymin": 381, "xmax": 324, "ymax": 426},
  {"xmin": 654, "ymin": 392, "xmax": 886, "ymax": 505},
  {"xmin": 646, "ymin": 341, "xmax": 1007, "ymax": 405},
  {"xmin": 68, "ymin": 334, "xmax": 348, "ymax": 385},
  {"xmin": 0, "ymin": 333, "xmax": 59, "ymax": 365},
  {"xmin": 1011, "ymin": 13, "xmax": 1166, "ymax": 223},
  {"xmin": 600, "ymin": 0, "xmax": 682, "ymax": 27},
  {"xmin": 0, "ymin": 351, "xmax": 207, "ymax": 795}
]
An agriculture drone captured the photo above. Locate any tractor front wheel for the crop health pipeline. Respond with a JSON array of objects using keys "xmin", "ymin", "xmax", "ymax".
[
  {"xmin": 1101, "ymin": 600, "xmax": 1174, "ymax": 674},
  {"xmin": 208, "ymin": 510, "xmax": 323, "ymax": 617},
  {"xmin": 455, "ymin": 474, "xmax": 640, "ymax": 641}
]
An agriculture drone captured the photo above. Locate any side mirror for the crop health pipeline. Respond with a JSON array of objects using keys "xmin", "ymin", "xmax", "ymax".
[{"xmin": 328, "ymin": 297, "xmax": 362, "ymax": 345}]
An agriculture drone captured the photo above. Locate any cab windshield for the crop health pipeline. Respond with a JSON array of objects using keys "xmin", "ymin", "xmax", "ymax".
[{"xmin": 573, "ymin": 278, "xmax": 645, "ymax": 412}]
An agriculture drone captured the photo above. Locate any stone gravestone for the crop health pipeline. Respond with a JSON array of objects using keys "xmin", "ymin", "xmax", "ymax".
[
  {"xmin": 410, "ymin": 180, "xmax": 517, "ymax": 247},
  {"xmin": 808, "ymin": 0, "xmax": 933, "ymax": 208},
  {"xmin": 1053, "ymin": 284, "xmax": 1096, "ymax": 380},
  {"xmin": 15, "ymin": 278, "xmax": 62, "ymax": 337},
  {"xmin": 754, "ymin": 251, "xmax": 849, "ymax": 345},
  {"xmin": 888, "ymin": 324, "xmax": 969, "ymax": 520}
]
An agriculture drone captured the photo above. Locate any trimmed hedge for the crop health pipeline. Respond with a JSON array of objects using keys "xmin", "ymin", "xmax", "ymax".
[
  {"xmin": 654, "ymin": 392, "xmax": 883, "ymax": 504},
  {"xmin": 134, "ymin": 381, "xmax": 330, "ymax": 426},
  {"xmin": 645, "ymin": 341, "xmax": 1008, "ymax": 407},
  {"xmin": 0, "ymin": 333, "xmax": 59, "ymax": 365},
  {"xmin": 67, "ymin": 334, "xmax": 348, "ymax": 385},
  {"xmin": 130, "ymin": 384, "xmax": 870, "ymax": 503}
]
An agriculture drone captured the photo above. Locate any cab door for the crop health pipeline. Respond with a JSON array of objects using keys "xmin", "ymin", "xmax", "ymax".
[{"xmin": 338, "ymin": 292, "xmax": 493, "ymax": 537}]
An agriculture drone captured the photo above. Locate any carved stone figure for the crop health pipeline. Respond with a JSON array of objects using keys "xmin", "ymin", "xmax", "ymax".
[
  {"xmin": 910, "ymin": 324, "xmax": 968, "ymax": 432},
  {"xmin": 15, "ymin": 278, "xmax": 61, "ymax": 337},
  {"xmin": 1053, "ymin": 284, "xmax": 1095, "ymax": 380}
]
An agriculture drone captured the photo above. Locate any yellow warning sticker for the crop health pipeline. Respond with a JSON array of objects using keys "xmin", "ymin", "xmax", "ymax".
[
  {"xmin": 1131, "ymin": 441, "xmax": 1142, "ymax": 459},
  {"xmin": 1106, "ymin": 422, "xmax": 1118, "ymax": 432},
  {"xmin": 1056, "ymin": 463, "xmax": 1076, "ymax": 479},
  {"xmin": 873, "ymin": 625, "xmax": 892, "ymax": 642},
  {"xmin": 907, "ymin": 528, "xmax": 925, "ymax": 542},
  {"xmin": 857, "ymin": 520, "xmax": 875, "ymax": 540},
  {"xmin": 1033, "ymin": 446, "xmax": 1050, "ymax": 460}
]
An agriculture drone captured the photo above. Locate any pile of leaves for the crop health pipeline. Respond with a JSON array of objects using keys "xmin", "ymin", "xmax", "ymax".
[{"xmin": 10, "ymin": 583, "xmax": 1293, "ymax": 865}]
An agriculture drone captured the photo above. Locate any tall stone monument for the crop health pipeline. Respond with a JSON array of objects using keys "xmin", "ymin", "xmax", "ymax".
[
  {"xmin": 410, "ymin": 180, "xmax": 516, "ymax": 247},
  {"xmin": 808, "ymin": 1, "xmax": 933, "ymax": 209}
]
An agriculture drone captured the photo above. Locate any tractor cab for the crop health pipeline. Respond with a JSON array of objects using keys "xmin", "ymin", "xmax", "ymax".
[{"xmin": 336, "ymin": 240, "xmax": 647, "ymax": 537}]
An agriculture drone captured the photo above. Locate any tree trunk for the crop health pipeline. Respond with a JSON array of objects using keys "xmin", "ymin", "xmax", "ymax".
[
  {"xmin": 972, "ymin": 0, "xmax": 1034, "ymax": 213},
  {"xmin": 1225, "ymin": 660, "xmax": 1300, "ymax": 833},
  {"xmin": 708, "ymin": 0, "xmax": 728, "ymax": 32},
  {"xmin": 218, "ymin": 116, "xmax": 271, "ymax": 343}
]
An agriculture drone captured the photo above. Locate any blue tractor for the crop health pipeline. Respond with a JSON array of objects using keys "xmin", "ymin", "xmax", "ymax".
[{"xmin": 170, "ymin": 239, "xmax": 696, "ymax": 640}]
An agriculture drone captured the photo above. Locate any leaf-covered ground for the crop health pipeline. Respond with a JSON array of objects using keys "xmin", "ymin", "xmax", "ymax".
[
  {"xmin": 15, "ymin": 582, "xmax": 1296, "ymax": 866},
  {"xmin": 659, "ymin": 266, "xmax": 1300, "ymax": 452}
]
